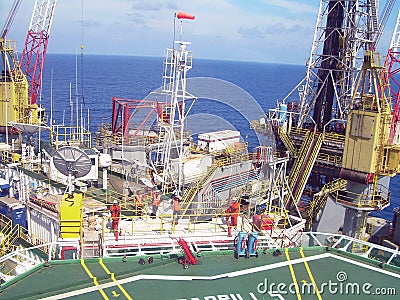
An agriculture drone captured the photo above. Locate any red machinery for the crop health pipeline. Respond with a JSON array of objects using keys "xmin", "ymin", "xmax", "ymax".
[
  {"xmin": 177, "ymin": 237, "xmax": 197, "ymax": 268},
  {"xmin": 111, "ymin": 97, "xmax": 171, "ymax": 138}
]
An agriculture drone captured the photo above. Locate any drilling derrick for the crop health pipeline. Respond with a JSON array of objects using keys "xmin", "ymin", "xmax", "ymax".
[
  {"xmin": 387, "ymin": 11, "xmax": 400, "ymax": 145},
  {"xmin": 252, "ymin": 1, "xmax": 399, "ymax": 241},
  {"xmin": 299, "ymin": 1, "xmax": 378, "ymax": 130},
  {"xmin": 312, "ymin": 1, "xmax": 344, "ymax": 132}
]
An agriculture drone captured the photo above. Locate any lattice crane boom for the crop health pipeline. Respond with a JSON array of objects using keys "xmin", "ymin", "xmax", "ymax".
[
  {"xmin": 1, "ymin": 0, "xmax": 22, "ymax": 39},
  {"xmin": 386, "ymin": 10, "xmax": 400, "ymax": 145},
  {"xmin": 20, "ymin": 0, "xmax": 58, "ymax": 105},
  {"xmin": 373, "ymin": 0, "xmax": 397, "ymax": 48}
]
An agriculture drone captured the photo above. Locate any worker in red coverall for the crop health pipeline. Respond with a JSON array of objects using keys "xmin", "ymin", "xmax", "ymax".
[
  {"xmin": 226, "ymin": 198, "xmax": 240, "ymax": 236},
  {"xmin": 172, "ymin": 195, "xmax": 181, "ymax": 225},
  {"xmin": 110, "ymin": 200, "xmax": 121, "ymax": 241}
]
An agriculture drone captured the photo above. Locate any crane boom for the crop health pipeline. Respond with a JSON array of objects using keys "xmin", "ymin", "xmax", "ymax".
[
  {"xmin": 387, "ymin": 10, "xmax": 400, "ymax": 144},
  {"xmin": 20, "ymin": 0, "xmax": 58, "ymax": 105},
  {"xmin": 1, "ymin": 0, "xmax": 22, "ymax": 39}
]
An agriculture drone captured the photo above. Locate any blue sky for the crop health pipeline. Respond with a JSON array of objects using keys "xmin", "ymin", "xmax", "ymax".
[{"xmin": 1, "ymin": 0, "xmax": 398, "ymax": 64}]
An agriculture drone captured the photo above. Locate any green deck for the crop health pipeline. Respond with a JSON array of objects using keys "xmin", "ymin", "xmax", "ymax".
[{"xmin": 1, "ymin": 247, "xmax": 399, "ymax": 300}]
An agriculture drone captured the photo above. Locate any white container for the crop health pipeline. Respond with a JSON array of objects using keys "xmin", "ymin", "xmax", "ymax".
[{"xmin": 198, "ymin": 130, "xmax": 240, "ymax": 152}]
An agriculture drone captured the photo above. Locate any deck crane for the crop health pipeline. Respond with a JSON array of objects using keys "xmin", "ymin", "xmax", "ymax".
[
  {"xmin": 20, "ymin": 0, "xmax": 58, "ymax": 106},
  {"xmin": 0, "ymin": 0, "xmax": 29, "ymax": 135}
]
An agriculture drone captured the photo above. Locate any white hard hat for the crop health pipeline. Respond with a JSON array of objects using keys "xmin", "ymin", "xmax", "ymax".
[{"xmin": 113, "ymin": 200, "xmax": 118, "ymax": 204}]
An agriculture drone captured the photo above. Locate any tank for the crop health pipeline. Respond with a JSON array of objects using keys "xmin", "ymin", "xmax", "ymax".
[
  {"xmin": 247, "ymin": 232, "xmax": 259, "ymax": 258},
  {"xmin": 279, "ymin": 103, "xmax": 287, "ymax": 125},
  {"xmin": 233, "ymin": 231, "xmax": 247, "ymax": 259}
]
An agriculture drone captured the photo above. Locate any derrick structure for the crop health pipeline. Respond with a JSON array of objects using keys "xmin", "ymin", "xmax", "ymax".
[
  {"xmin": 252, "ymin": 1, "xmax": 400, "ymax": 242},
  {"xmin": 297, "ymin": 0, "xmax": 380, "ymax": 131}
]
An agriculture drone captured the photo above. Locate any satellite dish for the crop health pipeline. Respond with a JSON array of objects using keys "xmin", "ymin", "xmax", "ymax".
[{"xmin": 53, "ymin": 147, "xmax": 92, "ymax": 178}]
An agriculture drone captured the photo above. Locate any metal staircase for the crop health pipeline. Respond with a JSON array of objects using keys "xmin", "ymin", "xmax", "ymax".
[
  {"xmin": 278, "ymin": 128, "xmax": 297, "ymax": 156},
  {"xmin": 180, "ymin": 164, "xmax": 219, "ymax": 217},
  {"xmin": 285, "ymin": 131, "xmax": 323, "ymax": 206},
  {"xmin": 307, "ymin": 178, "xmax": 347, "ymax": 224},
  {"xmin": 202, "ymin": 167, "xmax": 260, "ymax": 209}
]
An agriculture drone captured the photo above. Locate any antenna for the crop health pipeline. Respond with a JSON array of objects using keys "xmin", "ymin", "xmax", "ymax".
[{"xmin": 53, "ymin": 146, "xmax": 91, "ymax": 195}]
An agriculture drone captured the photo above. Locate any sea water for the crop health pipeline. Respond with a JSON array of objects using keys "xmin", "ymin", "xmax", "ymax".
[{"xmin": 39, "ymin": 54, "xmax": 399, "ymax": 221}]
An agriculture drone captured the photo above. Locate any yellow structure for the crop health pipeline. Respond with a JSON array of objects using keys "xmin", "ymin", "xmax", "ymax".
[
  {"xmin": 0, "ymin": 38, "xmax": 42, "ymax": 130},
  {"xmin": 342, "ymin": 51, "xmax": 400, "ymax": 177},
  {"xmin": 59, "ymin": 193, "xmax": 83, "ymax": 239}
]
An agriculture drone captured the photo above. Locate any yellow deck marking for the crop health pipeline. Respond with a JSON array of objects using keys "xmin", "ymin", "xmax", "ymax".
[
  {"xmin": 285, "ymin": 248, "xmax": 302, "ymax": 300},
  {"xmin": 100, "ymin": 258, "xmax": 133, "ymax": 300},
  {"xmin": 81, "ymin": 259, "xmax": 109, "ymax": 299},
  {"xmin": 300, "ymin": 247, "xmax": 322, "ymax": 300},
  {"xmin": 41, "ymin": 253, "xmax": 332, "ymax": 300}
]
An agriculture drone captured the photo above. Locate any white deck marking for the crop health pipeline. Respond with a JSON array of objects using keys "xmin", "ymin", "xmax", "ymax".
[
  {"xmin": 330, "ymin": 253, "xmax": 400, "ymax": 279},
  {"xmin": 39, "ymin": 253, "xmax": 330, "ymax": 299},
  {"xmin": 39, "ymin": 252, "xmax": 400, "ymax": 299}
]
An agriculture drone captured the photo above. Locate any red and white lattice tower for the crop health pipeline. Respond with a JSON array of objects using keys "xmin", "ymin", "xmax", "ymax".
[
  {"xmin": 20, "ymin": 0, "xmax": 57, "ymax": 105},
  {"xmin": 387, "ymin": 10, "xmax": 400, "ymax": 145}
]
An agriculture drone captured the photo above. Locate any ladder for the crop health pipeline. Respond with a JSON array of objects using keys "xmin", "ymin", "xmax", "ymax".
[
  {"xmin": 307, "ymin": 178, "xmax": 347, "ymax": 224},
  {"xmin": 278, "ymin": 128, "xmax": 297, "ymax": 156},
  {"xmin": 180, "ymin": 164, "xmax": 219, "ymax": 217},
  {"xmin": 286, "ymin": 131, "xmax": 323, "ymax": 206}
]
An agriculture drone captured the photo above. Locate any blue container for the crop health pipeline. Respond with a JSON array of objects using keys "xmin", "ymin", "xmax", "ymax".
[
  {"xmin": 0, "ymin": 183, "xmax": 10, "ymax": 197},
  {"xmin": 11, "ymin": 206, "xmax": 27, "ymax": 228},
  {"xmin": 279, "ymin": 103, "xmax": 287, "ymax": 125},
  {"xmin": 247, "ymin": 232, "xmax": 259, "ymax": 257},
  {"xmin": 234, "ymin": 231, "xmax": 247, "ymax": 259},
  {"xmin": 0, "ymin": 198, "xmax": 27, "ymax": 228}
]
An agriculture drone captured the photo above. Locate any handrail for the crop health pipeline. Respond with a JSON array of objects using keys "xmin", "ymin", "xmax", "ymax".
[
  {"xmin": 332, "ymin": 183, "xmax": 390, "ymax": 210},
  {"xmin": 278, "ymin": 127, "xmax": 298, "ymax": 156},
  {"xmin": 307, "ymin": 178, "xmax": 347, "ymax": 221},
  {"xmin": 286, "ymin": 132, "xmax": 323, "ymax": 205},
  {"xmin": 303, "ymin": 231, "xmax": 400, "ymax": 266}
]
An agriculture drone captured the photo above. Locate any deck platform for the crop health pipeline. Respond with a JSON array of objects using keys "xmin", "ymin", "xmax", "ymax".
[{"xmin": 1, "ymin": 246, "xmax": 399, "ymax": 300}]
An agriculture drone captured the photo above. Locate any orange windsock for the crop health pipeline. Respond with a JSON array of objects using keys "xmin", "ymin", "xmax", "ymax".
[{"xmin": 176, "ymin": 11, "xmax": 195, "ymax": 20}]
